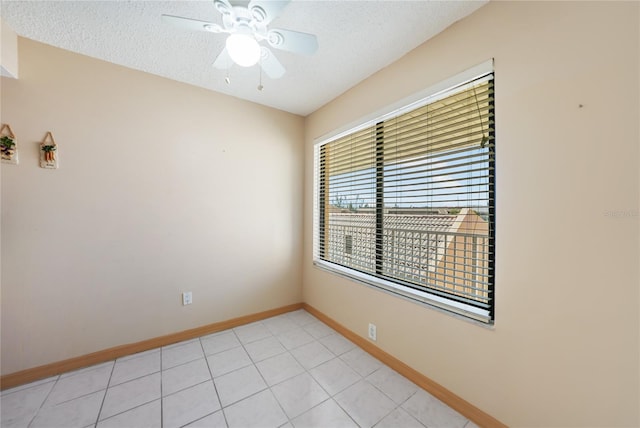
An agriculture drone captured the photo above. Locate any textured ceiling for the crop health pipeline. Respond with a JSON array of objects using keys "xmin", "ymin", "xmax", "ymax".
[{"xmin": 1, "ymin": 0, "xmax": 487, "ymax": 116}]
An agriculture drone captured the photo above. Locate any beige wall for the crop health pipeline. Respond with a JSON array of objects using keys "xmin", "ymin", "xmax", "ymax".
[
  {"xmin": 303, "ymin": 2, "xmax": 639, "ymax": 427},
  {"xmin": 1, "ymin": 38, "xmax": 304, "ymax": 374}
]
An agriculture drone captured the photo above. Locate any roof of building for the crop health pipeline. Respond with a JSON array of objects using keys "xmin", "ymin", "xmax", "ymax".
[{"xmin": 328, "ymin": 212, "xmax": 460, "ymax": 233}]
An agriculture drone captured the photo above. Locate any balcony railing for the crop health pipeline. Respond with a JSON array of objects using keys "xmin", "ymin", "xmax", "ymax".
[{"xmin": 326, "ymin": 224, "xmax": 491, "ymax": 306}]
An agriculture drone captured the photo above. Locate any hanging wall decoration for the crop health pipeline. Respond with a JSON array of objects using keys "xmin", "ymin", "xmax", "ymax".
[
  {"xmin": 40, "ymin": 131, "xmax": 58, "ymax": 169},
  {"xmin": 1, "ymin": 124, "xmax": 19, "ymax": 165}
]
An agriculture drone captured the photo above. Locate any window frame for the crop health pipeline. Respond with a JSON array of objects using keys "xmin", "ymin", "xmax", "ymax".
[{"xmin": 312, "ymin": 60, "xmax": 495, "ymax": 324}]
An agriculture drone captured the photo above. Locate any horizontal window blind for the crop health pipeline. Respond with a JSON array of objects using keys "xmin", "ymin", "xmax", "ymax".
[{"xmin": 314, "ymin": 70, "xmax": 495, "ymax": 323}]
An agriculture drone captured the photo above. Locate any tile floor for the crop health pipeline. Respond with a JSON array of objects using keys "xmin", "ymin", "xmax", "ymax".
[{"xmin": 1, "ymin": 310, "xmax": 478, "ymax": 428}]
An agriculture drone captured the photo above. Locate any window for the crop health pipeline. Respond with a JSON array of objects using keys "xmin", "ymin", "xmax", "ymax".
[{"xmin": 313, "ymin": 64, "xmax": 495, "ymax": 323}]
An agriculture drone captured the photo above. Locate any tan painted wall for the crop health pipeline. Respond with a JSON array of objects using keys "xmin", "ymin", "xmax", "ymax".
[
  {"xmin": 303, "ymin": 2, "xmax": 639, "ymax": 427},
  {"xmin": 1, "ymin": 38, "xmax": 304, "ymax": 375}
]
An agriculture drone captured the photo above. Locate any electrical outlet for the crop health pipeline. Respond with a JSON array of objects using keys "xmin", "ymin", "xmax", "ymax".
[
  {"xmin": 368, "ymin": 323, "xmax": 377, "ymax": 341},
  {"xmin": 182, "ymin": 291, "xmax": 193, "ymax": 306}
]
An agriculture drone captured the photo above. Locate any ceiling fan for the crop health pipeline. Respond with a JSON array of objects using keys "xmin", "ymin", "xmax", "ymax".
[{"xmin": 162, "ymin": 0, "xmax": 318, "ymax": 79}]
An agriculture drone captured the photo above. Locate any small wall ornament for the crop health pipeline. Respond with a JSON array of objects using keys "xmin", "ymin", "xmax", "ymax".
[
  {"xmin": 40, "ymin": 131, "xmax": 59, "ymax": 169},
  {"xmin": 1, "ymin": 124, "xmax": 19, "ymax": 165}
]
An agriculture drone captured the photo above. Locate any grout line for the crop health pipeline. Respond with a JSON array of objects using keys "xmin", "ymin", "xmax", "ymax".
[
  {"xmin": 95, "ymin": 398, "xmax": 162, "ymax": 426},
  {"xmin": 178, "ymin": 411, "xmax": 217, "ymax": 428},
  {"xmin": 296, "ymin": 354, "xmax": 350, "ymax": 425},
  {"xmin": 364, "ymin": 367, "xmax": 398, "ymax": 399},
  {"xmin": 43, "ymin": 386, "xmax": 112, "ymax": 409},
  {"xmin": 277, "ymin": 324, "xmax": 330, "ymax": 424},
  {"xmin": 58, "ymin": 361, "xmax": 114, "ymax": 380},
  {"xmin": 93, "ymin": 360, "xmax": 116, "ymax": 427},
  {"xmin": 25, "ymin": 374, "xmax": 59, "ymax": 428},
  {"xmin": 234, "ymin": 324, "xmax": 292, "ymax": 424},
  {"xmin": 0, "ymin": 376, "xmax": 59, "ymax": 397},
  {"xmin": 198, "ymin": 335, "xmax": 227, "ymax": 427},
  {"xmin": 330, "ymin": 391, "xmax": 363, "ymax": 427},
  {"xmin": 163, "ymin": 378, "xmax": 212, "ymax": 400},
  {"xmin": 106, "ymin": 368, "xmax": 163, "ymax": 389},
  {"xmin": 215, "ymin": 329, "xmax": 244, "ymax": 426}
]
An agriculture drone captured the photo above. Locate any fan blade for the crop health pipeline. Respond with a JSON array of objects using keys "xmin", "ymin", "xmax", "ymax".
[
  {"xmin": 260, "ymin": 47, "xmax": 285, "ymax": 79},
  {"xmin": 267, "ymin": 29, "xmax": 318, "ymax": 55},
  {"xmin": 248, "ymin": 0, "xmax": 290, "ymax": 26},
  {"xmin": 212, "ymin": 47, "xmax": 233, "ymax": 69},
  {"xmin": 162, "ymin": 15, "xmax": 223, "ymax": 33},
  {"xmin": 213, "ymin": 0, "xmax": 234, "ymax": 16}
]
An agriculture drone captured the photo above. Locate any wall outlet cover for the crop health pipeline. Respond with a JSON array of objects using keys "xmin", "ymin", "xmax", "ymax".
[
  {"xmin": 182, "ymin": 291, "xmax": 193, "ymax": 305},
  {"xmin": 368, "ymin": 323, "xmax": 377, "ymax": 341}
]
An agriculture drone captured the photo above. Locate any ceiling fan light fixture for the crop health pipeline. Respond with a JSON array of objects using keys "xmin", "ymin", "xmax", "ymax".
[
  {"xmin": 164, "ymin": 0, "xmax": 319, "ymax": 78},
  {"xmin": 226, "ymin": 33, "xmax": 261, "ymax": 67}
]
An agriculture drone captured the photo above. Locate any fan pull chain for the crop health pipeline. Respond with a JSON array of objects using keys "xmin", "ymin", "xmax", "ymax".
[{"xmin": 257, "ymin": 55, "xmax": 264, "ymax": 91}]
